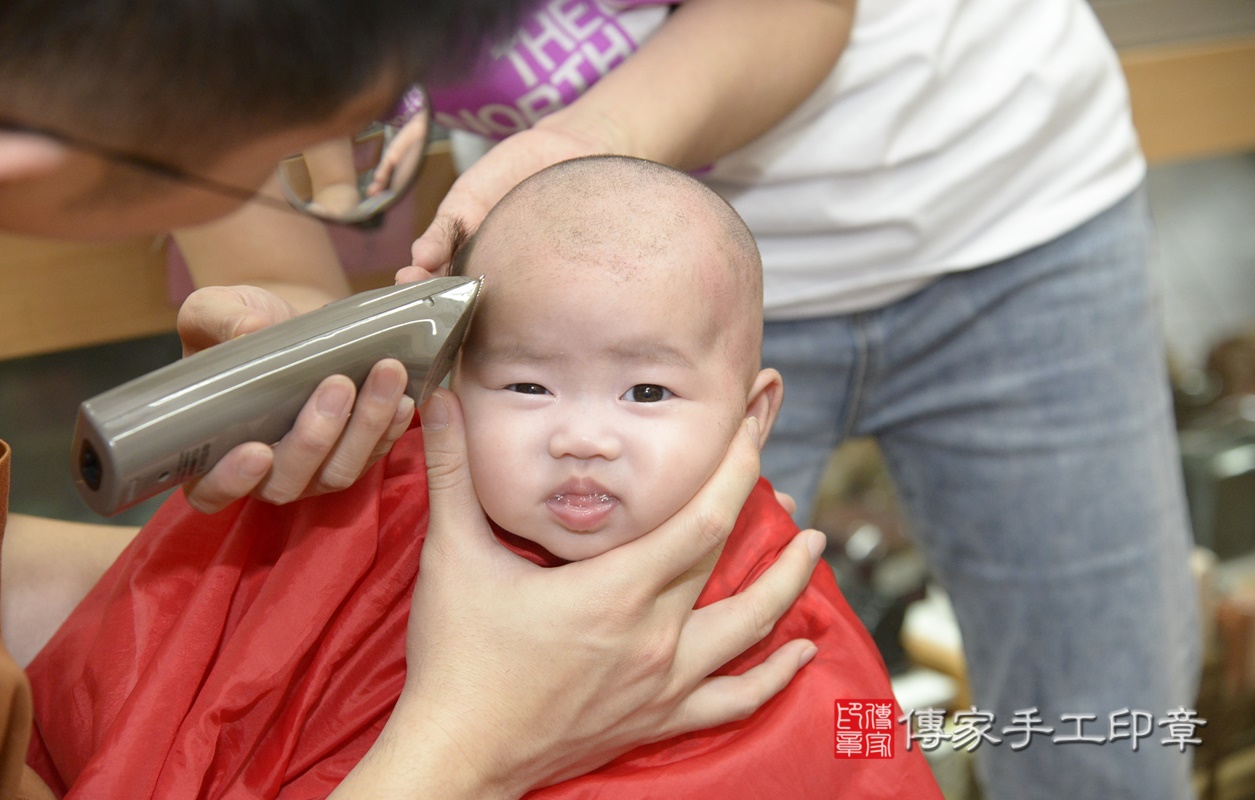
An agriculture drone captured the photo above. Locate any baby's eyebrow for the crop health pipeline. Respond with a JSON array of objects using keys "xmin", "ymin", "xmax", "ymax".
[
  {"xmin": 468, "ymin": 341, "xmax": 695, "ymax": 369},
  {"xmin": 463, "ymin": 341, "xmax": 556, "ymax": 365},
  {"xmin": 607, "ymin": 341, "xmax": 695, "ymax": 369}
]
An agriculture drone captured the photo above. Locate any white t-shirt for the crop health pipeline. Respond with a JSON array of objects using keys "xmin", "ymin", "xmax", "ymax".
[
  {"xmin": 705, "ymin": 0, "xmax": 1145, "ymax": 318},
  {"xmin": 432, "ymin": 0, "xmax": 1145, "ymax": 318}
]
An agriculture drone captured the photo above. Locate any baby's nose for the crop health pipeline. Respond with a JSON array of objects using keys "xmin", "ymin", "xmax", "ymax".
[{"xmin": 548, "ymin": 408, "xmax": 622, "ymax": 461}]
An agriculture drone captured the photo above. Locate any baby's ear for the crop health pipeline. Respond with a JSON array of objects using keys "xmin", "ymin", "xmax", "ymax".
[{"xmin": 744, "ymin": 368, "xmax": 784, "ymax": 449}]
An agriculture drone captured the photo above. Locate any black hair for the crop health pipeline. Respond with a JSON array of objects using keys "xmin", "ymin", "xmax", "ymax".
[
  {"xmin": 448, "ymin": 218, "xmax": 477, "ymax": 277},
  {"xmin": 0, "ymin": 0, "xmax": 535, "ymax": 160}
]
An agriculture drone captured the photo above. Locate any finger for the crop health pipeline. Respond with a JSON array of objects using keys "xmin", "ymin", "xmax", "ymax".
[
  {"xmin": 680, "ymin": 529, "xmax": 826, "ymax": 677},
  {"xmin": 183, "ymin": 442, "xmax": 273, "ymax": 514},
  {"xmin": 773, "ymin": 489, "xmax": 797, "ymax": 516},
  {"xmin": 176, "ymin": 285, "xmax": 298, "ymax": 356},
  {"xmin": 312, "ymin": 360, "xmax": 409, "ymax": 493},
  {"xmin": 367, "ymin": 158, "xmax": 395, "ymax": 196},
  {"xmin": 254, "ymin": 375, "xmax": 355, "ymax": 504},
  {"xmin": 668, "ymin": 638, "xmax": 818, "ymax": 736},
  {"xmin": 419, "ymin": 389, "xmax": 495, "ymax": 555},
  {"xmin": 608, "ymin": 418, "xmax": 763, "ymax": 595},
  {"xmin": 394, "ymin": 265, "xmax": 437, "ymax": 286},
  {"xmin": 372, "ymin": 395, "xmax": 416, "ymax": 462},
  {"xmin": 410, "ymin": 215, "xmax": 465, "ymax": 277},
  {"xmin": 176, "ymin": 287, "xmax": 253, "ymax": 357}
]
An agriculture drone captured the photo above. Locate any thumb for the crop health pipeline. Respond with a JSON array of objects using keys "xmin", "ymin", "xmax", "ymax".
[
  {"xmin": 410, "ymin": 215, "xmax": 468, "ymax": 278},
  {"xmin": 176, "ymin": 285, "xmax": 297, "ymax": 356},
  {"xmin": 420, "ymin": 388, "xmax": 493, "ymax": 552},
  {"xmin": 394, "ymin": 264, "xmax": 438, "ymax": 286}
]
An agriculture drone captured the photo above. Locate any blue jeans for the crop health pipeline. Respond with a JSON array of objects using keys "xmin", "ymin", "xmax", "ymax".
[{"xmin": 761, "ymin": 188, "xmax": 1200, "ymax": 800}]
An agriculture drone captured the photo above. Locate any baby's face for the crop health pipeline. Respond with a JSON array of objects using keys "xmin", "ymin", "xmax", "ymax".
[{"xmin": 452, "ymin": 239, "xmax": 756, "ymax": 561}]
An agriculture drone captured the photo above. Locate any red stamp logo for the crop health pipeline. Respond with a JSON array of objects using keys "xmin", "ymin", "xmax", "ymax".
[{"xmin": 835, "ymin": 699, "xmax": 896, "ymax": 759}]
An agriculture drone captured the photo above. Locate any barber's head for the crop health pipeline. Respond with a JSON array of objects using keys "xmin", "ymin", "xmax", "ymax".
[{"xmin": 0, "ymin": 0, "xmax": 532, "ymax": 238}]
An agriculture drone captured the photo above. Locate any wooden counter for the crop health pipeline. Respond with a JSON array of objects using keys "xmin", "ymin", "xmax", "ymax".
[{"xmin": 1123, "ymin": 35, "xmax": 1255, "ymax": 163}]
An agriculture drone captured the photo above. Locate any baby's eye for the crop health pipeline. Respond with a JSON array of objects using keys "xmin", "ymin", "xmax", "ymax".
[
  {"xmin": 506, "ymin": 383, "xmax": 550, "ymax": 395},
  {"xmin": 622, "ymin": 384, "xmax": 672, "ymax": 403}
]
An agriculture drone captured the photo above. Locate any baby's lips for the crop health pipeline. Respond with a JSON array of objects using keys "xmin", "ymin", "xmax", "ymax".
[
  {"xmin": 546, "ymin": 490, "xmax": 619, "ymax": 532},
  {"xmin": 551, "ymin": 476, "xmax": 614, "ymax": 500},
  {"xmin": 549, "ymin": 491, "xmax": 614, "ymax": 508}
]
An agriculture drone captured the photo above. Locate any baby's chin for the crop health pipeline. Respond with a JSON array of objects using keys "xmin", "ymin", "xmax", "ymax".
[
  {"xmin": 497, "ymin": 518, "xmax": 649, "ymax": 562},
  {"xmin": 529, "ymin": 527, "xmax": 641, "ymax": 562},
  {"xmin": 485, "ymin": 499, "xmax": 683, "ymax": 561}
]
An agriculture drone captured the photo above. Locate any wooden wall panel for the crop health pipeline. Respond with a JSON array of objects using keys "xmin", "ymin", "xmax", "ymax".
[
  {"xmin": 0, "ymin": 142, "xmax": 456, "ymax": 359},
  {"xmin": 1122, "ymin": 36, "xmax": 1255, "ymax": 164},
  {"xmin": 0, "ymin": 234, "xmax": 174, "ymax": 360}
]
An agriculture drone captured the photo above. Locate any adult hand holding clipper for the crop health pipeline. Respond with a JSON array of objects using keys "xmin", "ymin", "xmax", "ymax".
[{"xmin": 73, "ymin": 277, "xmax": 479, "ymax": 516}]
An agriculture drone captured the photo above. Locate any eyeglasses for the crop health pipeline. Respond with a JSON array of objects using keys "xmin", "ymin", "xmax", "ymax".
[
  {"xmin": 0, "ymin": 88, "xmax": 429, "ymax": 226},
  {"xmin": 0, "ymin": 113, "xmax": 302, "ymax": 211}
]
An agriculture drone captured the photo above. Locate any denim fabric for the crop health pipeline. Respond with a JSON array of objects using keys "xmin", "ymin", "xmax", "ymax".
[{"xmin": 761, "ymin": 188, "xmax": 1201, "ymax": 799}]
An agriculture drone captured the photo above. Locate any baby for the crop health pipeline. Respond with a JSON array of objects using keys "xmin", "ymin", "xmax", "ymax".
[
  {"xmin": 26, "ymin": 156, "xmax": 942, "ymax": 799},
  {"xmin": 450, "ymin": 155, "xmax": 782, "ymax": 561}
]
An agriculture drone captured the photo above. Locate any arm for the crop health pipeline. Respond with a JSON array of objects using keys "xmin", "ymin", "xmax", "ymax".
[
  {"xmin": 407, "ymin": 0, "xmax": 854, "ymax": 275},
  {"xmin": 301, "ymin": 137, "xmax": 362, "ymax": 216},
  {"xmin": 1, "ymin": 515, "xmax": 137, "ymax": 667},
  {"xmin": 545, "ymin": 0, "xmax": 853, "ymax": 170},
  {"xmin": 332, "ymin": 390, "xmax": 825, "ymax": 798},
  {"xmin": 173, "ymin": 174, "xmax": 351, "ymax": 315},
  {"xmin": 367, "ymin": 114, "xmax": 430, "ymax": 196}
]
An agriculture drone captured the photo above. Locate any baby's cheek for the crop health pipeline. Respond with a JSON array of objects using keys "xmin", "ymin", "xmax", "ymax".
[
  {"xmin": 637, "ymin": 451, "xmax": 719, "ymax": 533},
  {"xmin": 658, "ymin": 422, "xmax": 738, "ymax": 519},
  {"xmin": 461, "ymin": 410, "xmax": 502, "ymax": 502},
  {"xmin": 464, "ymin": 417, "xmax": 534, "ymax": 532},
  {"xmin": 467, "ymin": 454, "xmax": 523, "ymax": 535}
]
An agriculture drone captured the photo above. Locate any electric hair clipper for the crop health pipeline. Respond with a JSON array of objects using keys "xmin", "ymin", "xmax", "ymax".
[{"xmin": 72, "ymin": 276, "xmax": 481, "ymax": 516}]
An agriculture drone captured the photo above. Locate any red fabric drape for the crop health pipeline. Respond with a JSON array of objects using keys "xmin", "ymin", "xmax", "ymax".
[{"xmin": 26, "ymin": 427, "xmax": 939, "ymax": 798}]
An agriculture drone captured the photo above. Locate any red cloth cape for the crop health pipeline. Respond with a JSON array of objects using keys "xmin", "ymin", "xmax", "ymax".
[{"xmin": 26, "ymin": 427, "xmax": 940, "ymax": 798}]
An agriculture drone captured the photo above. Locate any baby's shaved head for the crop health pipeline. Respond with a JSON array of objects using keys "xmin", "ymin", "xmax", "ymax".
[
  {"xmin": 455, "ymin": 155, "xmax": 765, "ymax": 376},
  {"xmin": 450, "ymin": 157, "xmax": 783, "ymax": 561}
]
